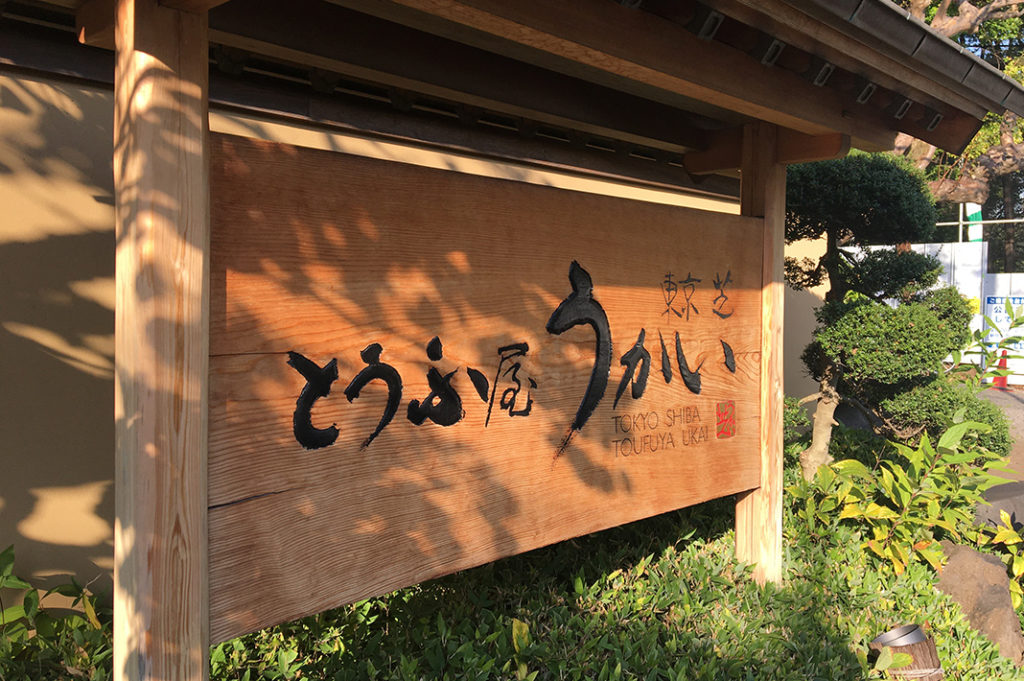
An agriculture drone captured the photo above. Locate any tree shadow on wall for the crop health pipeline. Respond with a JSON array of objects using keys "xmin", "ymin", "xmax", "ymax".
[
  {"xmin": 0, "ymin": 72, "xmax": 116, "ymax": 594},
  {"xmin": 203, "ymin": 129, "xmax": 765, "ymax": 645}
]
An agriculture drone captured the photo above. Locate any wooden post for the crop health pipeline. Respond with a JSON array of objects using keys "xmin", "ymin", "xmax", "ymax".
[
  {"xmin": 735, "ymin": 121, "xmax": 785, "ymax": 584},
  {"xmin": 113, "ymin": 0, "xmax": 209, "ymax": 679}
]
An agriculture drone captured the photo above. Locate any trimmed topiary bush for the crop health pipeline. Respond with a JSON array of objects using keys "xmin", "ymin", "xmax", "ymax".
[{"xmin": 881, "ymin": 381, "xmax": 1012, "ymax": 456}]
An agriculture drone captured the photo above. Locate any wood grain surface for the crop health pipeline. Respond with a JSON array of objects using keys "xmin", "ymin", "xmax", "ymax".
[
  {"xmin": 735, "ymin": 122, "xmax": 784, "ymax": 585},
  {"xmin": 207, "ymin": 133, "xmax": 764, "ymax": 642},
  {"xmin": 113, "ymin": 1, "xmax": 210, "ymax": 679}
]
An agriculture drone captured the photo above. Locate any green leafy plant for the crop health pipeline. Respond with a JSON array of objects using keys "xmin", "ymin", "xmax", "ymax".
[
  {"xmin": 791, "ymin": 422, "xmax": 1006, "ymax": 574},
  {"xmin": 871, "ymin": 645, "xmax": 914, "ymax": 677},
  {"xmin": 0, "ymin": 545, "xmax": 113, "ymax": 681},
  {"xmin": 977, "ymin": 510, "xmax": 1024, "ymax": 609},
  {"xmin": 953, "ymin": 296, "xmax": 1024, "ymax": 392},
  {"xmin": 786, "ymin": 153, "xmax": 942, "ymax": 479}
]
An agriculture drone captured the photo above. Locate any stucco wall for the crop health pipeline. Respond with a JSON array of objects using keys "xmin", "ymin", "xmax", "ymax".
[
  {"xmin": 1, "ymin": 73, "xmax": 116, "ymax": 590},
  {"xmin": 783, "ymin": 239, "xmax": 828, "ymax": 400},
  {"xmin": 1, "ymin": 69, "xmax": 820, "ymax": 589}
]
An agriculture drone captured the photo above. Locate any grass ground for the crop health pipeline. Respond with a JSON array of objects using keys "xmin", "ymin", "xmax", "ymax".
[{"xmin": 210, "ymin": 486, "xmax": 1024, "ymax": 681}]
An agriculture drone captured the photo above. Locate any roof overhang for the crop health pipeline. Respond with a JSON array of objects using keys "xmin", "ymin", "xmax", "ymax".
[{"xmin": 13, "ymin": 0, "xmax": 1022, "ymax": 184}]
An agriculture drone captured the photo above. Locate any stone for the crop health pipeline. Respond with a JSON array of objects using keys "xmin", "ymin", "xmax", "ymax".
[
  {"xmin": 937, "ymin": 540, "xmax": 1024, "ymax": 665},
  {"xmin": 975, "ymin": 482, "xmax": 1024, "ymax": 530}
]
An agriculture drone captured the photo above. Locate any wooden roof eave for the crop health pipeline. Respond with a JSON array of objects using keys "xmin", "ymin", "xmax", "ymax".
[
  {"xmin": 325, "ymin": 0, "xmax": 902, "ymax": 152},
  {"xmin": 787, "ymin": 0, "xmax": 1024, "ymax": 120},
  {"xmin": 323, "ymin": 0, "xmax": 1000, "ymax": 156},
  {"xmin": 75, "ymin": 0, "xmax": 1003, "ymax": 171}
]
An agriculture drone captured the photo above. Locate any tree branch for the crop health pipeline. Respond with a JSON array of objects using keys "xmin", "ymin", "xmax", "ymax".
[
  {"xmin": 840, "ymin": 394, "xmax": 927, "ymax": 441},
  {"xmin": 930, "ymin": 124, "xmax": 1024, "ymax": 204}
]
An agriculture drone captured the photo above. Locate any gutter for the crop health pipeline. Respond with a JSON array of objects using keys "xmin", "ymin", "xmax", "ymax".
[{"xmin": 796, "ymin": 0, "xmax": 1024, "ymax": 117}]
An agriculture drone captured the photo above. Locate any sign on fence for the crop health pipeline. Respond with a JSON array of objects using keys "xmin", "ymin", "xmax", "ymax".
[{"xmin": 206, "ymin": 134, "xmax": 765, "ymax": 641}]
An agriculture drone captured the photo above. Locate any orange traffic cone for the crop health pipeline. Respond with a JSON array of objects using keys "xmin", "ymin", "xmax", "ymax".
[{"xmin": 994, "ymin": 349, "xmax": 1009, "ymax": 390}]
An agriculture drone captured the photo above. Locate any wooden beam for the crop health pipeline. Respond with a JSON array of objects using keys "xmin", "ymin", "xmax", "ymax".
[
  {"xmin": 735, "ymin": 121, "xmax": 784, "ymax": 584},
  {"xmin": 161, "ymin": 0, "xmax": 230, "ymax": 10},
  {"xmin": 699, "ymin": 0, "xmax": 983, "ymax": 155},
  {"xmin": 777, "ymin": 129, "xmax": 850, "ymax": 165},
  {"xmin": 113, "ymin": 0, "xmax": 210, "ymax": 679},
  {"xmin": 77, "ymin": 0, "xmax": 115, "ymax": 49},
  {"xmin": 78, "ymin": 0, "xmax": 227, "ymax": 48},
  {"xmin": 207, "ymin": 0, "xmax": 710, "ymax": 155},
  {"xmin": 329, "ymin": 0, "xmax": 898, "ymax": 149},
  {"xmin": 682, "ymin": 129, "xmax": 742, "ymax": 176},
  {"xmin": 702, "ymin": 0, "xmax": 987, "ymax": 120},
  {"xmin": 684, "ymin": 127, "xmax": 849, "ymax": 175}
]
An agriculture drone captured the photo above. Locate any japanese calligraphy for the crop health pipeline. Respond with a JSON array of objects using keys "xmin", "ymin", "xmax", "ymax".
[
  {"xmin": 407, "ymin": 336, "xmax": 464, "ymax": 427},
  {"xmin": 486, "ymin": 343, "xmax": 537, "ymax": 425},
  {"xmin": 712, "ymin": 270, "xmax": 733, "ymax": 319},
  {"xmin": 284, "ymin": 261, "xmax": 748, "ymax": 457},
  {"xmin": 287, "ymin": 351, "xmax": 340, "ymax": 450},
  {"xmin": 614, "ymin": 329, "xmax": 651, "ymax": 408},
  {"xmin": 343, "ymin": 343, "xmax": 402, "ymax": 448},
  {"xmin": 674, "ymin": 332, "xmax": 703, "ymax": 395},
  {"xmin": 661, "ymin": 272, "xmax": 701, "ymax": 320},
  {"xmin": 721, "ymin": 340, "xmax": 736, "ymax": 373},
  {"xmin": 546, "ymin": 261, "xmax": 612, "ymax": 453},
  {"xmin": 662, "ymin": 273, "xmax": 680, "ymax": 318},
  {"xmin": 716, "ymin": 401, "xmax": 737, "ymax": 439}
]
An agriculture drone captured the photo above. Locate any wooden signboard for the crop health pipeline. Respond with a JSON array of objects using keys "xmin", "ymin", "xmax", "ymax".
[{"xmin": 207, "ymin": 133, "xmax": 764, "ymax": 642}]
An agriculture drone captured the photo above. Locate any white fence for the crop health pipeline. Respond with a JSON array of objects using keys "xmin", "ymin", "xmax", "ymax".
[{"xmin": 901, "ymin": 241, "xmax": 1024, "ymax": 384}]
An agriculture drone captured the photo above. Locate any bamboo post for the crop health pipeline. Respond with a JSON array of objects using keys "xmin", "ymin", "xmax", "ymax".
[
  {"xmin": 735, "ymin": 121, "xmax": 784, "ymax": 584},
  {"xmin": 113, "ymin": 0, "xmax": 210, "ymax": 679}
]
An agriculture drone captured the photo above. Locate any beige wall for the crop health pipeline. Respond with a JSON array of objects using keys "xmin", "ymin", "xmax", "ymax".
[
  {"xmin": 784, "ymin": 239, "xmax": 828, "ymax": 400},
  {"xmin": 1, "ymin": 69, "xmax": 820, "ymax": 589},
  {"xmin": 1, "ymin": 73, "xmax": 116, "ymax": 590}
]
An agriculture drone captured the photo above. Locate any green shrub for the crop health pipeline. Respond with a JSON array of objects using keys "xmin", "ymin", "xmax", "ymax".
[
  {"xmin": 812, "ymin": 293, "xmax": 966, "ymax": 385},
  {"xmin": 0, "ymin": 546, "xmax": 112, "ymax": 681},
  {"xmin": 826, "ymin": 426, "xmax": 890, "ymax": 463},
  {"xmin": 880, "ymin": 380, "xmax": 1012, "ymax": 455},
  {"xmin": 783, "ymin": 396, "xmax": 809, "ymax": 446},
  {"xmin": 205, "ymin": 484, "xmax": 1023, "ymax": 680},
  {"xmin": 786, "ymin": 153, "xmax": 936, "ymax": 246},
  {"xmin": 790, "ymin": 422, "xmax": 1005, "ymax": 574}
]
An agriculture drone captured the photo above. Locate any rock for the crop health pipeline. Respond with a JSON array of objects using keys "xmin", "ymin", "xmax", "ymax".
[
  {"xmin": 976, "ymin": 482, "xmax": 1024, "ymax": 529},
  {"xmin": 938, "ymin": 540, "xmax": 1024, "ymax": 665}
]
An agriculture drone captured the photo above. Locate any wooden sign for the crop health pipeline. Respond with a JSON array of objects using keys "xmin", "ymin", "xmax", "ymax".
[{"xmin": 207, "ymin": 133, "xmax": 764, "ymax": 642}]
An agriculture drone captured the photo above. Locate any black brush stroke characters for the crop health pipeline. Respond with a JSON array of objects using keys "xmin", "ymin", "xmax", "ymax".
[
  {"xmin": 287, "ymin": 351, "xmax": 340, "ymax": 450},
  {"xmin": 546, "ymin": 261, "xmax": 612, "ymax": 454}
]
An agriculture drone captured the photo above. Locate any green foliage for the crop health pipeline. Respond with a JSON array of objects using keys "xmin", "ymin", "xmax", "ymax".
[
  {"xmin": 0, "ymin": 546, "xmax": 113, "ymax": 681},
  {"xmin": 827, "ymin": 427, "xmax": 892, "ymax": 467},
  {"xmin": 782, "ymin": 396, "xmax": 809, "ymax": 446},
  {"xmin": 8, "ymin": 455, "xmax": 1024, "ymax": 680},
  {"xmin": 842, "ymin": 249, "xmax": 941, "ymax": 303},
  {"xmin": 202, "ymin": 482, "xmax": 1024, "ymax": 681},
  {"xmin": 791, "ymin": 423, "xmax": 1006, "ymax": 576},
  {"xmin": 880, "ymin": 380, "xmax": 1012, "ymax": 455},
  {"xmin": 813, "ymin": 294, "xmax": 963, "ymax": 384},
  {"xmin": 978, "ymin": 511, "xmax": 1024, "ymax": 610},
  {"xmin": 801, "ymin": 287, "xmax": 1000, "ymax": 447},
  {"xmin": 786, "ymin": 153, "xmax": 936, "ymax": 247}
]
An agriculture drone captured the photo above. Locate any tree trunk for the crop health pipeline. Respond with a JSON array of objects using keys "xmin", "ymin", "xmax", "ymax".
[{"xmin": 800, "ymin": 364, "xmax": 840, "ymax": 481}]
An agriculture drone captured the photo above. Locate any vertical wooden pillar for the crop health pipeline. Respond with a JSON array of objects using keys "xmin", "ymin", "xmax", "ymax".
[
  {"xmin": 735, "ymin": 121, "xmax": 784, "ymax": 584},
  {"xmin": 113, "ymin": 0, "xmax": 209, "ymax": 679}
]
